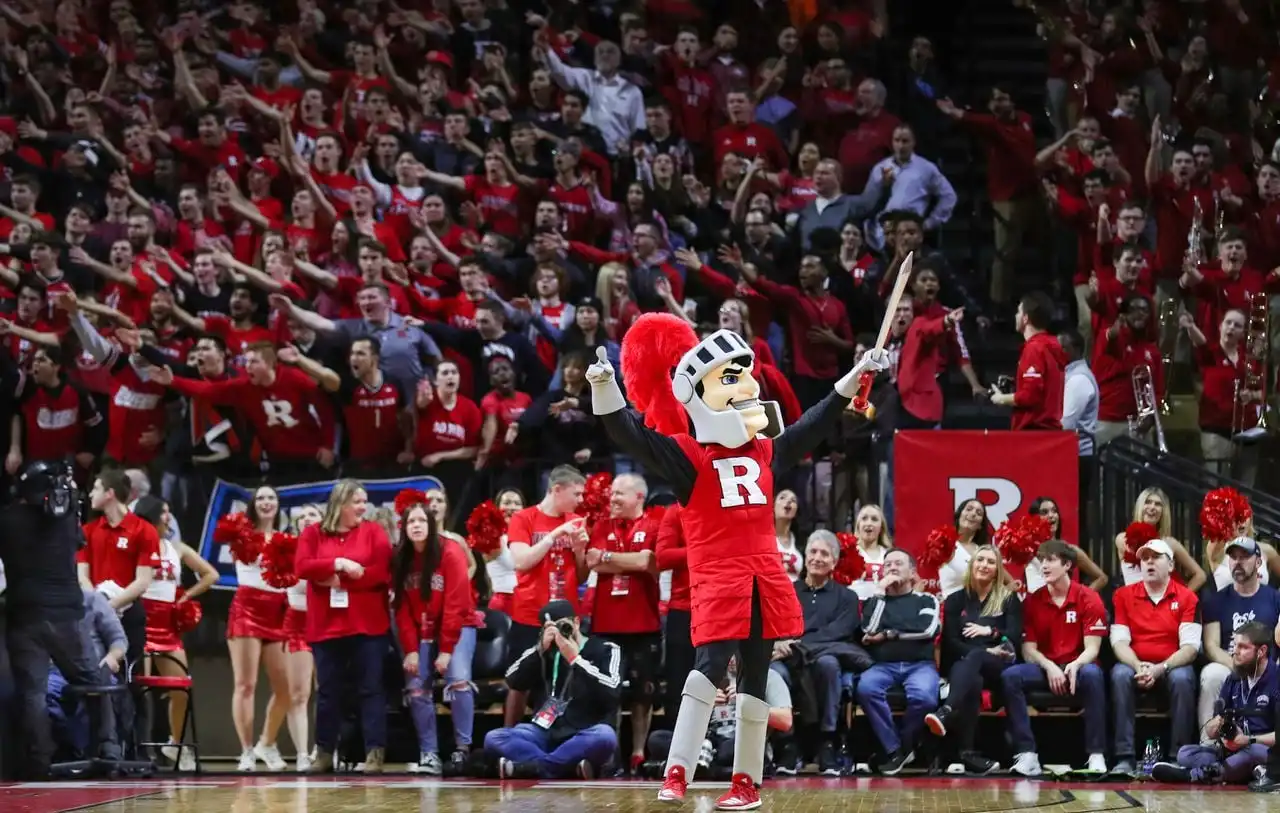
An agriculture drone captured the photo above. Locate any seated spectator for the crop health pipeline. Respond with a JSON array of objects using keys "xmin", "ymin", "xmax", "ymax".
[
  {"xmin": 648, "ymin": 655, "xmax": 793, "ymax": 780},
  {"xmin": 769, "ymin": 530, "xmax": 867, "ymax": 776},
  {"xmin": 484, "ymin": 600, "xmax": 620, "ymax": 779},
  {"xmin": 854, "ymin": 548, "xmax": 941, "ymax": 774},
  {"xmin": 1153, "ymin": 622, "xmax": 1277, "ymax": 784},
  {"xmin": 1198, "ymin": 538, "xmax": 1280, "ymax": 734},
  {"xmin": 1109, "ymin": 539, "xmax": 1201, "ymax": 776},
  {"xmin": 48, "ymin": 587, "xmax": 127, "ymax": 760},
  {"xmin": 1000, "ymin": 541, "xmax": 1109, "ymax": 776},
  {"xmin": 926, "ymin": 545, "xmax": 1022, "ymax": 774}
]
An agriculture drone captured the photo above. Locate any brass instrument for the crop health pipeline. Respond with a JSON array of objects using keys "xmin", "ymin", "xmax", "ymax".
[
  {"xmin": 1128, "ymin": 364, "xmax": 1169, "ymax": 455},
  {"xmin": 1233, "ymin": 293, "xmax": 1272, "ymax": 442},
  {"xmin": 1185, "ymin": 197, "xmax": 1206, "ymax": 267},
  {"xmin": 1023, "ymin": 0, "xmax": 1066, "ymax": 43},
  {"xmin": 1214, "ymin": 191, "xmax": 1227, "ymax": 248},
  {"xmin": 1156, "ymin": 297, "xmax": 1178, "ymax": 415}
]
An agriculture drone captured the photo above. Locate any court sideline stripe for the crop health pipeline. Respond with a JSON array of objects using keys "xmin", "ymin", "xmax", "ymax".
[{"xmin": 966, "ymin": 788, "xmax": 1141, "ymax": 813}]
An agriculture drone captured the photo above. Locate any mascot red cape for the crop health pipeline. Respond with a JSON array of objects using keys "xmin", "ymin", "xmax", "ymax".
[{"xmin": 587, "ymin": 315, "xmax": 888, "ymax": 809}]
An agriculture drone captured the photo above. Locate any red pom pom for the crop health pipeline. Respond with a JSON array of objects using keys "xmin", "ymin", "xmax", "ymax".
[
  {"xmin": 465, "ymin": 500, "xmax": 507, "ymax": 557},
  {"xmin": 1122, "ymin": 521, "xmax": 1161, "ymax": 564},
  {"xmin": 175, "ymin": 598, "xmax": 203, "ymax": 634},
  {"xmin": 395, "ymin": 488, "xmax": 429, "ymax": 517},
  {"xmin": 620, "ymin": 314, "xmax": 698, "ymax": 436},
  {"xmin": 832, "ymin": 531, "xmax": 867, "ymax": 586},
  {"xmin": 994, "ymin": 515, "xmax": 1053, "ymax": 567},
  {"xmin": 261, "ymin": 533, "xmax": 299, "ymax": 589},
  {"xmin": 216, "ymin": 513, "xmax": 261, "ymax": 564},
  {"xmin": 580, "ymin": 472, "xmax": 614, "ymax": 529},
  {"xmin": 920, "ymin": 525, "xmax": 959, "ymax": 572},
  {"xmin": 1200, "ymin": 487, "xmax": 1253, "ymax": 542}
]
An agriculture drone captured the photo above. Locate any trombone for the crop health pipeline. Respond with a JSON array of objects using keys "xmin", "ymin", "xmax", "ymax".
[
  {"xmin": 1233, "ymin": 293, "xmax": 1272, "ymax": 442},
  {"xmin": 1129, "ymin": 364, "xmax": 1169, "ymax": 455},
  {"xmin": 1156, "ymin": 297, "xmax": 1178, "ymax": 414}
]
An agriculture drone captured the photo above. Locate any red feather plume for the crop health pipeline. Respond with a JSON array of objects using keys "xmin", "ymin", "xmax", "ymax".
[
  {"xmin": 1200, "ymin": 487, "xmax": 1253, "ymax": 542},
  {"xmin": 175, "ymin": 597, "xmax": 203, "ymax": 634},
  {"xmin": 920, "ymin": 525, "xmax": 959, "ymax": 572},
  {"xmin": 395, "ymin": 488, "xmax": 430, "ymax": 517},
  {"xmin": 995, "ymin": 515, "xmax": 1053, "ymax": 567},
  {"xmin": 1122, "ymin": 521, "xmax": 1161, "ymax": 564},
  {"xmin": 580, "ymin": 472, "xmax": 613, "ymax": 528},
  {"xmin": 215, "ymin": 513, "xmax": 261, "ymax": 564},
  {"xmin": 465, "ymin": 500, "xmax": 507, "ymax": 557},
  {"xmin": 620, "ymin": 313, "xmax": 698, "ymax": 436},
  {"xmin": 261, "ymin": 533, "xmax": 299, "ymax": 589},
  {"xmin": 832, "ymin": 531, "xmax": 867, "ymax": 586}
]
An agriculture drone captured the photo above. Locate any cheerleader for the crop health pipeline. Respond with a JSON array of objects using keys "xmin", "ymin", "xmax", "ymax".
[
  {"xmin": 775, "ymin": 489, "xmax": 802, "ymax": 581},
  {"xmin": 849, "ymin": 504, "xmax": 893, "ymax": 600},
  {"xmin": 484, "ymin": 488, "xmax": 525, "ymax": 614},
  {"xmin": 394, "ymin": 498, "xmax": 480, "ymax": 776},
  {"xmin": 228, "ymin": 485, "xmax": 293, "ymax": 772},
  {"xmin": 938, "ymin": 500, "xmax": 991, "ymax": 598},
  {"xmin": 283, "ymin": 504, "xmax": 323, "ymax": 772},
  {"xmin": 135, "ymin": 496, "xmax": 218, "ymax": 771},
  {"xmin": 1023, "ymin": 496, "xmax": 1108, "ymax": 592},
  {"xmin": 1113, "ymin": 488, "xmax": 1206, "ymax": 591}
]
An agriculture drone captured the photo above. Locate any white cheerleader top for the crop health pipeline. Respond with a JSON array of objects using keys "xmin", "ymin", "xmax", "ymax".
[{"xmin": 143, "ymin": 538, "xmax": 182, "ymax": 603}]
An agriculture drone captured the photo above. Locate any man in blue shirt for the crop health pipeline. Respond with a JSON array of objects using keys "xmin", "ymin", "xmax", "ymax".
[
  {"xmin": 1153, "ymin": 622, "xmax": 1277, "ymax": 783},
  {"xmin": 1199, "ymin": 538, "xmax": 1280, "ymax": 733}
]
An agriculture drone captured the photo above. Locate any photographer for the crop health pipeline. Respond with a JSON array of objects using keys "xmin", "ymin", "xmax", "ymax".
[
  {"xmin": 483, "ymin": 600, "xmax": 621, "ymax": 779},
  {"xmin": 1152, "ymin": 622, "xmax": 1277, "ymax": 784}
]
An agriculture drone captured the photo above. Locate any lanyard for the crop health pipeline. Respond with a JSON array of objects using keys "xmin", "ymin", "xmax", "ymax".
[{"xmin": 551, "ymin": 636, "xmax": 588, "ymax": 698}]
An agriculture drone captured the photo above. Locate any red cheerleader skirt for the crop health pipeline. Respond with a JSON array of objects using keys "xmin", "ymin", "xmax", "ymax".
[
  {"xmin": 489, "ymin": 592, "xmax": 513, "ymax": 615},
  {"xmin": 283, "ymin": 608, "xmax": 310, "ymax": 654},
  {"xmin": 142, "ymin": 598, "xmax": 184, "ymax": 653},
  {"xmin": 226, "ymin": 586, "xmax": 288, "ymax": 642}
]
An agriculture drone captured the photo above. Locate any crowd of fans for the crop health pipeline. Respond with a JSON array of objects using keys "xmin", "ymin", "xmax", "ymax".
[{"xmin": 0, "ymin": 0, "xmax": 1279, "ymax": 792}]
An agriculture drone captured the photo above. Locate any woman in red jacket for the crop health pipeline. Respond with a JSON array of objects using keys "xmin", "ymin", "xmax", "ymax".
[
  {"xmin": 294, "ymin": 479, "xmax": 393, "ymax": 774},
  {"xmin": 393, "ymin": 497, "xmax": 478, "ymax": 776}
]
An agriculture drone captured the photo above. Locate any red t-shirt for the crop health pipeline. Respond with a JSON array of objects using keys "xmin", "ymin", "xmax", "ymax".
[
  {"xmin": 414, "ymin": 395, "xmax": 483, "ymax": 457},
  {"xmin": 78, "ymin": 513, "xmax": 162, "ymax": 589},
  {"xmin": 1021, "ymin": 581, "xmax": 1108, "ymax": 666},
  {"xmin": 654, "ymin": 505, "xmax": 689, "ymax": 612},
  {"xmin": 1112, "ymin": 579, "xmax": 1199, "ymax": 664},
  {"xmin": 480, "ymin": 390, "xmax": 532, "ymax": 460},
  {"xmin": 1091, "ymin": 324, "xmax": 1163, "ymax": 422},
  {"xmin": 340, "ymin": 375, "xmax": 407, "ymax": 463},
  {"xmin": 507, "ymin": 506, "xmax": 583, "ymax": 627},
  {"xmin": 202, "ymin": 314, "xmax": 277, "ymax": 365},
  {"xmin": 463, "ymin": 175, "xmax": 523, "ymax": 238},
  {"xmin": 104, "ymin": 361, "xmax": 167, "ymax": 466},
  {"xmin": 1195, "ymin": 342, "xmax": 1248, "ymax": 433},
  {"xmin": 588, "ymin": 514, "xmax": 662, "ymax": 635}
]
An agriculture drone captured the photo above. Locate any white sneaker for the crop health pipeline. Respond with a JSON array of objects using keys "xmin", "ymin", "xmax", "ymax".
[
  {"xmin": 237, "ymin": 749, "xmax": 256, "ymax": 772},
  {"xmin": 254, "ymin": 742, "xmax": 287, "ymax": 772},
  {"xmin": 1012, "ymin": 752, "xmax": 1043, "ymax": 777},
  {"xmin": 296, "ymin": 753, "xmax": 313, "ymax": 773},
  {"xmin": 409, "ymin": 752, "xmax": 442, "ymax": 775},
  {"xmin": 161, "ymin": 742, "xmax": 180, "ymax": 764},
  {"xmin": 1082, "ymin": 754, "xmax": 1107, "ymax": 774},
  {"xmin": 178, "ymin": 750, "xmax": 197, "ymax": 772}
]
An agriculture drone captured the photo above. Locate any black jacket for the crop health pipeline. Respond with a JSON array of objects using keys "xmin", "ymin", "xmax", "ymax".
[
  {"xmin": 861, "ymin": 590, "xmax": 941, "ymax": 663},
  {"xmin": 505, "ymin": 636, "xmax": 622, "ymax": 745},
  {"xmin": 941, "ymin": 588, "xmax": 1023, "ymax": 671},
  {"xmin": 0, "ymin": 503, "xmax": 86, "ymax": 623}
]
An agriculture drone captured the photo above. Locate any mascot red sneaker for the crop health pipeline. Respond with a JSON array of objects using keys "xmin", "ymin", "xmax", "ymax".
[{"xmin": 586, "ymin": 315, "xmax": 888, "ymax": 809}]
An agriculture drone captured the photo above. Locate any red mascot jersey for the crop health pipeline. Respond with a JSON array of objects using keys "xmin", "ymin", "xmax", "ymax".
[{"xmin": 673, "ymin": 434, "xmax": 803, "ymax": 645}]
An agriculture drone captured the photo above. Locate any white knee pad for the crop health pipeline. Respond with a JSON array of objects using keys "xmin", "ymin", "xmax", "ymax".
[
  {"xmin": 664, "ymin": 670, "xmax": 718, "ymax": 775},
  {"xmin": 732, "ymin": 693, "xmax": 771, "ymax": 786}
]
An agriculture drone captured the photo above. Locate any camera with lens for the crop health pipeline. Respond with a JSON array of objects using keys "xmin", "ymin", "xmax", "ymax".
[
  {"xmin": 555, "ymin": 619, "xmax": 577, "ymax": 639},
  {"xmin": 993, "ymin": 375, "xmax": 1015, "ymax": 395},
  {"xmin": 1218, "ymin": 704, "xmax": 1243, "ymax": 742}
]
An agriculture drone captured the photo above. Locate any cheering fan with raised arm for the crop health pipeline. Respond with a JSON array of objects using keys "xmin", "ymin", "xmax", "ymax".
[{"xmin": 585, "ymin": 306, "xmax": 889, "ymax": 810}]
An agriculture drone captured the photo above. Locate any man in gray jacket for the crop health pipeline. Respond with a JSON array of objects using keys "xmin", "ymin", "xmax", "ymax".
[{"xmin": 48, "ymin": 589, "xmax": 127, "ymax": 760}]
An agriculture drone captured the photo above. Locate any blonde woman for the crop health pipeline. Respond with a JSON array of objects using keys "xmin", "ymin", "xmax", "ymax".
[
  {"xmin": 1113, "ymin": 488, "xmax": 1206, "ymax": 590},
  {"xmin": 282, "ymin": 504, "xmax": 323, "ymax": 772},
  {"xmin": 774, "ymin": 490, "xmax": 801, "ymax": 581},
  {"xmin": 926, "ymin": 545, "xmax": 1021, "ymax": 774},
  {"xmin": 1203, "ymin": 517, "xmax": 1279, "ymax": 589},
  {"xmin": 294, "ymin": 480, "xmax": 393, "ymax": 774},
  {"xmin": 595, "ymin": 261, "xmax": 640, "ymax": 341},
  {"xmin": 850, "ymin": 504, "xmax": 893, "ymax": 600}
]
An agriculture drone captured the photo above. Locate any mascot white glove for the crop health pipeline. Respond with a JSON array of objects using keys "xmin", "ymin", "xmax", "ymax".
[
  {"xmin": 586, "ymin": 346, "xmax": 627, "ymax": 415},
  {"xmin": 834, "ymin": 347, "xmax": 892, "ymax": 398}
]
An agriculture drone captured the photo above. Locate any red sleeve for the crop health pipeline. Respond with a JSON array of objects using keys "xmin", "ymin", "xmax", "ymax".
[
  {"xmin": 1082, "ymin": 590, "xmax": 1109, "ymax": 635},
  {"xmin": 958, "ymin": 112, "xmax": 1001, "ymax": 139},
  {"xmin": 394, "ymin": 599, "xmax": 420, "ymax": 657},
  {"xmin": 653, "ymin": 507, "xmax": 687, "ymax": 571},
  {"xmin": 462, "ymin": 399, "xmax": 483, "ymax": 444},
  {"xmin": 660, "ymin": 263, "xmax": 684, "ymax": 303},
  {"xmin": 480, "ymin": 393, "xmax": 501, "ymax": 417},
  {"xmin": 1021, "ymin": 598, "xmax": 1042, "ymax": 644},
  {"xmin": 339, "ymin": 522, "xmax": 392, "ymax": 589},
  {"xmin": 294, "ymin": 525, "xmax": 337, "ymax": 581},
  {"xmin": 586, "ymin": 522, "xmax": 608, "ymax": 553},
  {"xmin": 567, "ymin": 240, "xmax": 628, "ymax": 266},
  {"xmin": 437, "ymin": 543, "xmax": 472, "ymax": 654},
  {"xmin": 507, "ymin": 511, "xmax": 534, "ymax": 546},
  {"xmin": 135, "ymin": 522, "xmax": 161, "ymax": 569},
  {"xmin": 1112, "ymin": 588, "xmax": 1130, "ymax": 627},
  {"xmin": 1012, "ymin": 343, "xmax": 1047, "ymax": 409},
  {"xmin": 1056, "ymin": 189, "xmax": 1089, "ymax": 223},
  {"xmin": 167, "ymin": 137, "xmax": 205, "ymax": 163},
  {"xmin": 1179, "ymin": 589, "xmax": 1198, "ymax": 623},
  {"xmin": 693, "ymin": 263, "xmax": 739, "ymax": 298},
  {"xmin": 749, "ymin": 275, "xmax": 803, "ymax": 309},
  {"xmin": 766, "ymin": 130, "xmax": 789, "ymax": 175},
  {"xmin": 169, "ymin": 374, "xmax": 245, "ymax": 405}
]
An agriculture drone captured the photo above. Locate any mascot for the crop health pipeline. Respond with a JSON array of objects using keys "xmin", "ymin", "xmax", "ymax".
[{"xmin": 586, "ymin": 304, "xmax": 892, "ymax": 809}]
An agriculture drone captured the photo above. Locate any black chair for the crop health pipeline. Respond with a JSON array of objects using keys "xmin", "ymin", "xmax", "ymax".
[
  {"xmin": 51, "ymin": 672, "xmax": 154, "ymax": 779},
  {"xmin": 473, "ymin": 609, "xmax": 512, "ymax": 707}
]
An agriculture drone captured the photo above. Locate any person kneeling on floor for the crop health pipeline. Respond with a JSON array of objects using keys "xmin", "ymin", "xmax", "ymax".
[
  {"xmin": 485, "ymin": 599, "xmax": 620, "ymax": 779},
  {"xmin": 1153, "ymin": 622, "xmax": 1277, "ymax": 784}
]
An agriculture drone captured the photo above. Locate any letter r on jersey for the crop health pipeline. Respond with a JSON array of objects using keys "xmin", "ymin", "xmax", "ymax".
[
  {"xmin": 262, "ymin": 398, "xmax": 300, "ymax": 428},
  {"xmin": 712, "ymin": 457, "xmax": 767, "ymax": 508}
]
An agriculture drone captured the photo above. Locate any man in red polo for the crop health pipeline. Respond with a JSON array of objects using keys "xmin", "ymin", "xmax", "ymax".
[
  {"xmin": 1109, "ymin": 538, "xmax": 1201, "ymax": 776},
  {"xmin": 1000, "ymin": 541, "xmax": 1108, "ymax": 777}
]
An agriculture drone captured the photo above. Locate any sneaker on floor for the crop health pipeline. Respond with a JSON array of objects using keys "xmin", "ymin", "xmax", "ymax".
[
  {"xmin": 411, "ymin": 752, "xmax": 442, "ymax": 776},
  {"xmin": 773, "ymin": 741, "xmax": 799, "ymax": 776},
  {"xmin": 1011, "ymin": 752, "xmax": 1042, "ymax": 778},
  {"xmin": 499, "ymin": 758, "xmax": 539, "ymax": 780},
  {"xmin": 1109, "ymin": 759, "xmax": 1136, "ymax": 778},
  {"xmin": 254, "ymin": 743, "xmax": 287, "ymax": 772},
  {"xmin": 363, "ymin": 748, "xmax": 385, "ymax": 775},
  {"xmin": 629, "ymin": 753, "xmax": 646, "ymax": 776},
  {"xmin": 295, "ymin": 753, "xmax": 312, "ymax": 773},
  {"xmin": 1080, "ymin": 754, "xmax": 1107, "ymax": 774},
  {"xmin": 1150, "ymin": 762, "xmax": 1191, "ymax": 783},
  {"xmin": 177, "ymin": 750, "xmax": 197, "ymax": 772},
  {"xmin": 237, "ymin": 749, "xmax": 256, "ymax": 772},
  {"xmin": 715, "ymin": 773, "xmax": 761, "ymax": 811},
  {"xmin": 924, "ymin": 705, "xmax": 952, "ymax": 738},
  {"xmin": 576, "ymin": 759, "xmax": 595, "ymax": 780},
  {"xmin": 817, "ymin": 742, "xmax": 842, "ymax": 777},
  {"xmin": 444, "ymin": 750, "xmax": 469, "ymax": 777},
  {"xmin": 879, "ymin": 750, "xmax": 914, "ymax": 776},
  {"xmin": 308, "ymin": 751, "xmax": 334, "ymax": 774},
  {"xmin": 160, "ymin": 743, "xmax": 180, "ymax": 764},
  {"xmin": 959, "ymin": 751, "xmax": 998, "ymax": 775},
  {"xmin": 658, "ymin": 765, "xmax": 688, "ymax": 802}
]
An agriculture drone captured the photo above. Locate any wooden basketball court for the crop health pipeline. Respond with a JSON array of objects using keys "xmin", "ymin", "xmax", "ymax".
[{"xmin": 0, "ymin": 776, "xmax": 1273, "ymax": 813}]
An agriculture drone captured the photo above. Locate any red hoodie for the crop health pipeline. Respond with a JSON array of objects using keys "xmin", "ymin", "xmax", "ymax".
[
  {"xmin": 394, "ymin": 540, "xmax": 476, "ymax": 656},
  {"xmin": 1012, "ymin": 332, "xmax": 1069, "ymax": 430},
  {"xmin": 654, "ymin": 505, "xmax": 689, "ymax": 613},
  {"xmin": 295, "ymin": 521, "xmax": 392, "ymax": 642}
]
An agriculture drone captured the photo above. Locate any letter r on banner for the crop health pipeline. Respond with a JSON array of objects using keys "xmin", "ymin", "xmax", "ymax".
[{"xmin": 950, "ymin": 477, "xmax": 1023, "ymax": 527}]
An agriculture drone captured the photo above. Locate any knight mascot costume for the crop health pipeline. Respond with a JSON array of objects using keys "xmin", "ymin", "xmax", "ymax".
[{"xmin": 586, "ymin": 315, "xmax": 889, "ymax": 809}]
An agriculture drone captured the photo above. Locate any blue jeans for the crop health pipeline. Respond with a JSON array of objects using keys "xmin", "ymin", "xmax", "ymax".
[
  {"xmin": 406, "ymin": 628, "xmax": 476, "ymax": 754},
  {"xmin": 1001, "ymin": 662, "xmax": 1106, "ymax": 755},
  {"xmin": 771, "ymin": 655, "xmax": 842, "ymax": 732},
  {"xmin": 1176, "ymin": 743, "xmax": 1270, "ymax": 782},
  {"xmin": 313, "ymin": 634, "xmax": 387, "ymax": 752},
  {"xmin": 855, "ymin": 661, "xmax": 940, "ymax": 755},
  {"xmin": 1110, "ymin": 663, "xmax": 1197, "ymax": 759},
  {"xmin": 484, "ymin": 722, "xmax": 618, "ymax": 778}
]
